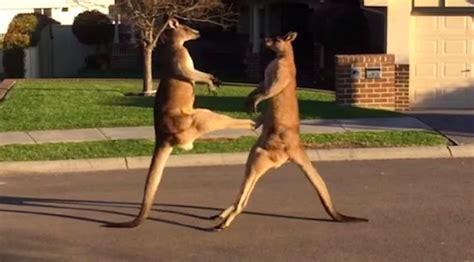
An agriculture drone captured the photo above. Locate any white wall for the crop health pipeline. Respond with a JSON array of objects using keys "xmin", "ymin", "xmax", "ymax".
[
  {"xmin": 386, "ymin": 0, "xmax": 411, "ymax": 64},
  {"xmin": 364, "ymin": 0, "xmax": 388, "ymax": 6},
  {"xmin": 0, "ymin": 9, "xmax": 34, "ymax": 34}
]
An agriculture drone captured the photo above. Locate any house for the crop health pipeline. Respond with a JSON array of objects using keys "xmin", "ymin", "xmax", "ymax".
[
  {"xmin": 231, "ymin": 0, "xmax": 384, "ymax": 86},
  {"xmin": 364, "ymin": 0, "xmax": 474, "ymax": 109},
  {"xmin": 0, "ymin": 0, "xmax": 114, "ymax": 35},
  {"xmin": 0, "ymin": 0, "xmax": 115, "ymax": 76},
  {"xmin": 223, "ymin": 0, "xmax": 473, "ymax": 109},
  {"xmin": 0, "ymin": 0, "xmax": 114, "ymax": 77}
]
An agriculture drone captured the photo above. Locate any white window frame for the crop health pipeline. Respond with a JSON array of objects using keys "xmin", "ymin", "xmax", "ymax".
[{"xmin": 412, "ymin": 0, "xmax": 474, "ymax": 14}]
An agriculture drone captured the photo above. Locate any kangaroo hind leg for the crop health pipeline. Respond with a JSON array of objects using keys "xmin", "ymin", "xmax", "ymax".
[
  {"xmin": 192, "ymin": 109, "xmax": 255, "ymax": 133},
  {"xmin": 290, "ymin": 146, "xmax": 368, "ymax": 222},
  {"xmin": 104, "ymin": 144, "xmax": 174, "ymax": 228},
  {"xmin": 213, "ymin": 147, "xmax": 286, "ymax": 231}
]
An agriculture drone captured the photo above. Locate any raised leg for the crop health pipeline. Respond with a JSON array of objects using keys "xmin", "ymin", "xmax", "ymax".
[
  {"xmin": 213, "ymin": 147, "xmax": 286, "ymax": 231},
  {"xmin": 104, "ymin": 144, "xmax": 173, "ymax": 228},
  {"xmin": 290, "ymin": 146, "xmax": 368, "ymax": 222},
  {"xmin": 192, "ymin": 109, "xmax": 255, "ymax": 133}
]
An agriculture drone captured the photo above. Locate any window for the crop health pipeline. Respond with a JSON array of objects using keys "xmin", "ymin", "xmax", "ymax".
[
  {"xmin": 412, "ymin": 0, "xmax": 474, "ymax": 13},
  {"xmin": 62, "ymin": 7, "xmax": 69, "ymax": 12},
  {"xmin": 33, "ymin": 8, "xmax": 53, "ymax": 17},
  {"xmin": 445, "ymin": 0, "xmax": 474, "ymax": 7},
  {"xmin": 413, "ymin": 0, "xmax": 474, "ymax": 7},
  {"xmin": 43, "ymin": 8, "xmax": 52, "ymax": 17}
]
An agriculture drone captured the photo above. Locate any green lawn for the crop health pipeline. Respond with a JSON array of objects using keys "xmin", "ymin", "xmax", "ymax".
[
  {"xmin": 0, "ymin": 131, "xmax": 447, "ymax": 162},
  {"xmin": 0, "ymin": 79, "xmax": 401, "ymax": 132}
]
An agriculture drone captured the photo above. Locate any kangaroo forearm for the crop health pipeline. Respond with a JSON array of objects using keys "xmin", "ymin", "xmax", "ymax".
[
  {"xmin": 175, "ymin": 62, "xmax": 212, "ymax": 84},
  {"xmin": 254, "ymin": 84, "xmax": 284, "ymax": 104},
  {"xmin": 183, "ymin": 68, "xmax": 212, "ymax": 84},
  {"xmin": 192, "ymin": 71, "xmax": 213, "ymax": 84}
]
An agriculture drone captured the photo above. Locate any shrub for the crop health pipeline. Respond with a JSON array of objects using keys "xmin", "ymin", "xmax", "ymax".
[
  {"xmin": 85, "ymin": 53, "xmax": 110, "ymax": 70},
  {"xmin": 2, "ymin": 13, "xmax": 55, "ymax": 77},
  {"xmin": 0, "ymin": 35, "xmax": 4, "ymax": 49},
  {"xmin": 2, "ymin": 48, "xmax": 25, "ymax": 78},
  {"xmin": 72, "ymin": 10, "xmax": 114, "ymax": 46},
  {"xmin": 3, "ymin": 13, "xmax": 52, "ymax": 49}
]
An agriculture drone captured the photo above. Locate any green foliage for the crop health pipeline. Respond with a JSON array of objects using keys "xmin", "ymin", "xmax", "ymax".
[
  {"xmin": 2, "ymin": 48, "xmax": 25, "ymax": 78},
  {"xmin": 85, "ymin": 53, "xmax": 110, "ymax": 69},
  {"xmin": 2, "ymin": 13, "xmax": 55, "ymax": 77},
  {"xmin": 0, "ymin": 80, "xmax": 401, "ymax": 132},
  {"xmin": 72, "ymin": 10, "xmax": 114, "ymax": 46},
  {"xmin": 3, "ymin": 13, "xmax": 52, "ymax": 49}
]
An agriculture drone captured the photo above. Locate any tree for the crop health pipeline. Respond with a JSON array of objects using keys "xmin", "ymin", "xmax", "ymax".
[
  {"xmin": 72, "ymin": 10, "xmax": 114, "ymax": 70},
  {"xmin": 72, "ymin": 10, "xmax": 114, "ymax": 47},
  {"xmin": 113, "ymin": 0, "xmax": 238, "ymax": 96}
]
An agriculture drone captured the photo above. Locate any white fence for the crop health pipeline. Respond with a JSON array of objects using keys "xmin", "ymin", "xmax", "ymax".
[{"xmin": 24, "ymin": 47, "xmax": 40, "ymax": 78}]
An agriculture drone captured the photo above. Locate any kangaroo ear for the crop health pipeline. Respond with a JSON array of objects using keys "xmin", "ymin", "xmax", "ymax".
[
  {"xmin": 168, "ymin": 18, "xmax": 180, "ymax": 29},
  {"xmin": 284, "ymin": 32, "xmax": 298, "ymax": 42}
]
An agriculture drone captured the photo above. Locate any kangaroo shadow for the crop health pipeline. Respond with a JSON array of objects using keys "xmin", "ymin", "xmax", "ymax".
[{"xmin": 0, "ymin": 196, "xmax": 334, "ymax": 231}]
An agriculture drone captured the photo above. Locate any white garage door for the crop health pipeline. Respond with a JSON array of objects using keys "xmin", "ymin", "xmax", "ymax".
[{"xmin": 411, "ymin": 15, "xmax": 474, "ymax": 109}]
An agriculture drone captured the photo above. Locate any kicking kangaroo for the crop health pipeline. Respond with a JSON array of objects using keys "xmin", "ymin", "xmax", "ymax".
[
  {"xmin": 212, "ymin": 32, "xmax": 368, "ymax": 231},
  {"xmin": 106, "ymin": 18, "xmax": 254, "ymax": 228}
]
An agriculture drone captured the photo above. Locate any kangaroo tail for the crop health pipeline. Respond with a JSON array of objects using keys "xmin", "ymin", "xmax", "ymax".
[
  {"xmin": 293, "ymin": 148, "xmax": 368, "ymax": 222},
  {"xmin": 104, "ymin": 144, "xmax": 173, "ymax": 228}
]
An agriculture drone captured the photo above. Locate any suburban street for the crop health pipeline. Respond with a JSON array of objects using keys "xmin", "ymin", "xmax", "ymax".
[{"xmin": 1, "ymin": 158, "xmax": 473, "ymax": 261}]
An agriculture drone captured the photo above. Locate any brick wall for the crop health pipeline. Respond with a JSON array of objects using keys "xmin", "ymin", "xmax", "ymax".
[
  {"xmin": 395, "ymin": 64, "xmax": 410, "ymax": 111},
  {"xmin": 335, "ymin": 54, "xmax": 410, "ymax": 111}
]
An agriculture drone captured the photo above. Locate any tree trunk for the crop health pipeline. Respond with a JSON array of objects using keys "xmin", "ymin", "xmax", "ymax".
[{"xmin": 142, "ymin": 45, "xmax": 154, "ymax": 96}]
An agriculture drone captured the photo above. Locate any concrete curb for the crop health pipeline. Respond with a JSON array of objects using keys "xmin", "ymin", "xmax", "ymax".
[
  {"xmin": 448, "ymin": 144, "xmax": 474, "ymax": 158},
  {"xmin": 0, "ymin": 79, "xmax": 16, "ymax": 101},
  {"xmin": 1, "ymin": 145, "xmax": 472, "ymax": 175}
]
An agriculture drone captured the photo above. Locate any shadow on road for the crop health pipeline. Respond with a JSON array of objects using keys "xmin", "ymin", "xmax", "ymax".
[{"xmin": 0, "ymin": 195, "xmax": 334, "ymax": 230}]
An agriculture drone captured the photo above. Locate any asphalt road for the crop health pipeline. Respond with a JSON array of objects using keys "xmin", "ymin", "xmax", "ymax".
[{"xmin": 1, "ymin": 158, "xmax": 473, "ymax": 261}]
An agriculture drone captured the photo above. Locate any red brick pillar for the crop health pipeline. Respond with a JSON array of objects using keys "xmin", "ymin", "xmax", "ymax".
[
  {"xmin": 395, "ymin": 64, "xmax": 410, "ymax": 111},
  {"xmin": 335, "ymin": 54, "xmax": 396, "ymax": 110}
]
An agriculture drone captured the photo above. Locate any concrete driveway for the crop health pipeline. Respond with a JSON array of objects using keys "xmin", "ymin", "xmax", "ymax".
[{"xmin": 410, "ymin": 110, "xmax": 474, "ymax": 144}]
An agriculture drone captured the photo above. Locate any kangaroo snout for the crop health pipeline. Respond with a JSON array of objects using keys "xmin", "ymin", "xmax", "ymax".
[
  {"xmin": 192, "ymin": 30, "xmax": 200, "ymax": 39},
  {"xmin": 264, "ymin": 38, "xmax": 273, "ymax": 46}
]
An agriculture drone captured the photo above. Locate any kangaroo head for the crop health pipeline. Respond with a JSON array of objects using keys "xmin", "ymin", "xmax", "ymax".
[
  {"xmin": 264, "ymin": 32, "xmax": 298, "ymax": 55},
  {"xmin": 163, "ymin": 18, "xmax": 200, "ymax": 44}
]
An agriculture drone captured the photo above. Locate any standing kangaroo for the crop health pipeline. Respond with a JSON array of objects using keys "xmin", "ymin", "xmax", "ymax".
[
  {"xmin": 106, "ymin": 18, "xmax": 255, "ymax": 228},
  {"xmin": 212, "ymin": 32, "xmax": 368, "ymax": 231}
]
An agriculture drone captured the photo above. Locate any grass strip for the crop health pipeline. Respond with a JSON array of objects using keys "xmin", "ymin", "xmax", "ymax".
[
  {"xmin": 0, "ymin": 131, "xmax": 447, "ymax": 162},
  {"xmin": 0, "ymin": 79, "xmax": 400, "ymax": 132}
]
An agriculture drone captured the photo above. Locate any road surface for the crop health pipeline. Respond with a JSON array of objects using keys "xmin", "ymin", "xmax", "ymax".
[{"xmin": 1, "ymin": 159, "xmax": 473, "ymax": 261}]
